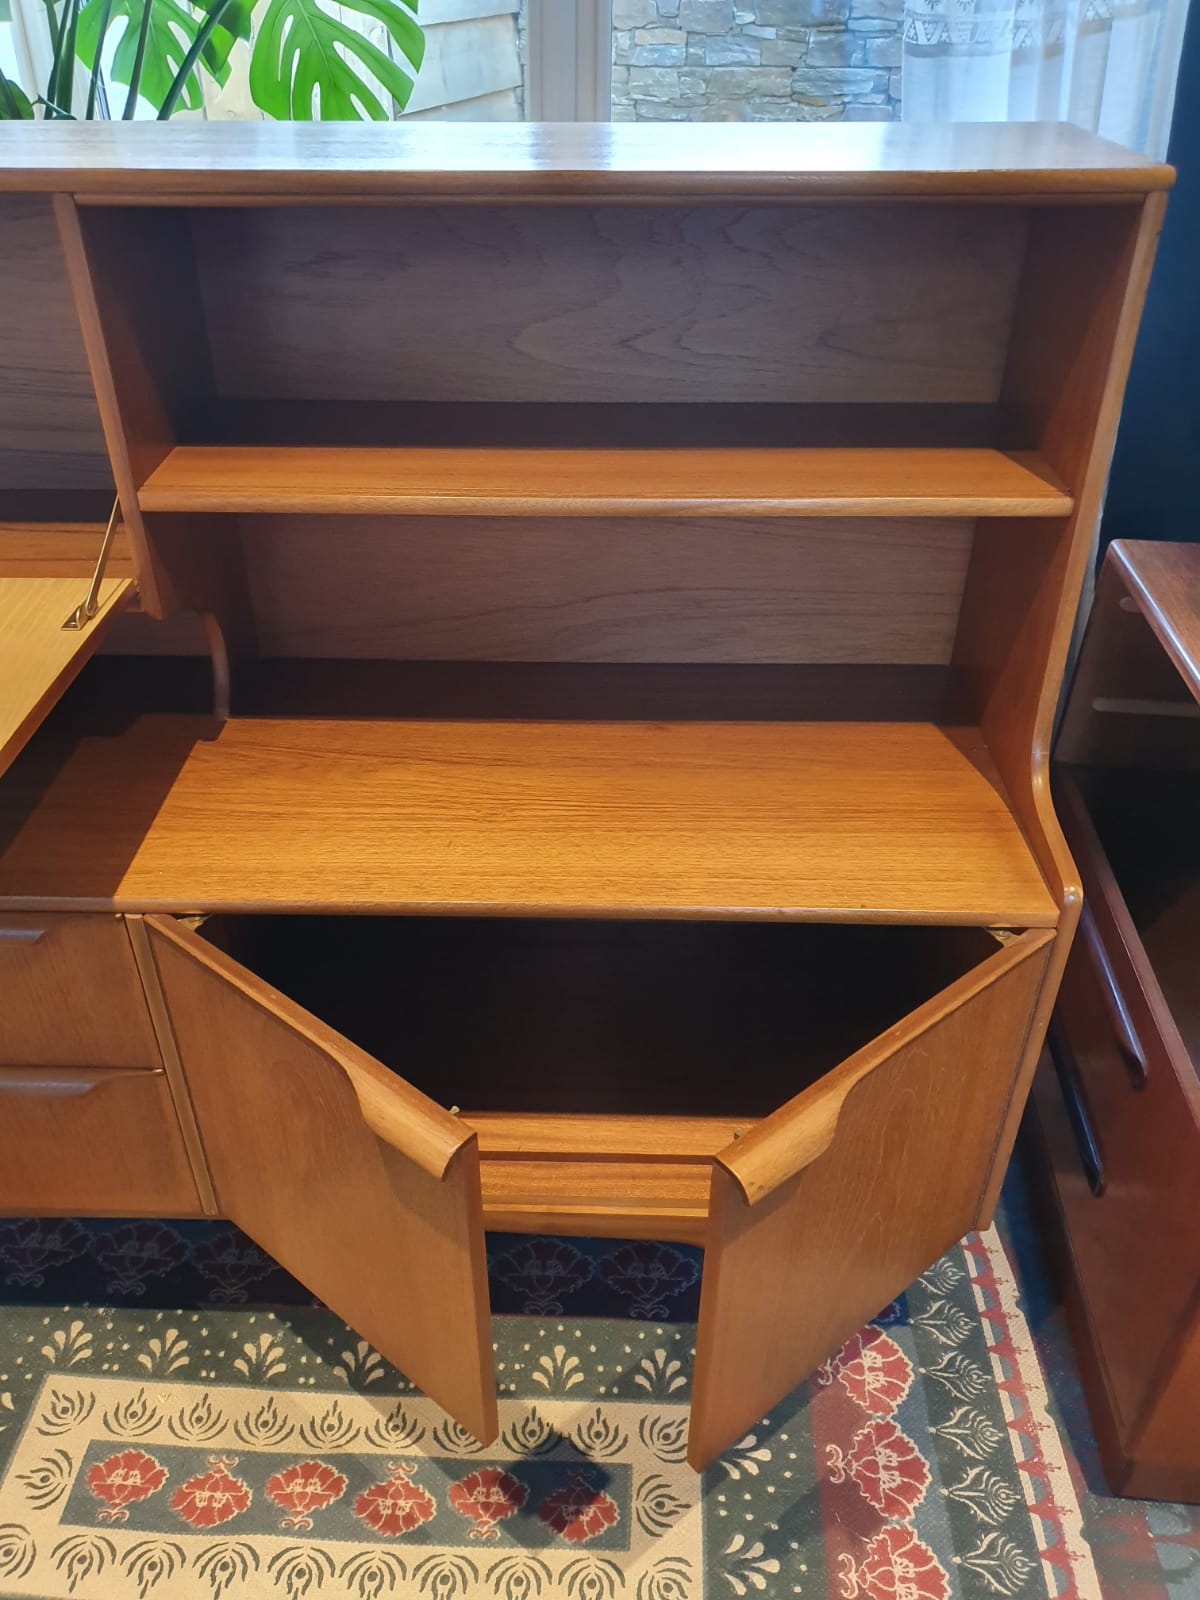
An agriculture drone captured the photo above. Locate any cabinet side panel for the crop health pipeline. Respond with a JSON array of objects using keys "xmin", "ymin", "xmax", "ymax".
[
  {"xmin": 956, "ymin": 196, "xmax": 1167, "ymax": 1217},
  {"xmin": 0, "ymin": 195, "xmax": 109, "ymax": 492}
]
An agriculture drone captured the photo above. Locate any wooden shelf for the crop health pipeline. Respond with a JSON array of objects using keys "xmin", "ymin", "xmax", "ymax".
[
  {"xmin": 138, "ymin": 444, "xmax": 1072, "ymax": 519},
  {"xmin": 0, "ymin": 705, "xmax": 1057, "ymax": 924}
]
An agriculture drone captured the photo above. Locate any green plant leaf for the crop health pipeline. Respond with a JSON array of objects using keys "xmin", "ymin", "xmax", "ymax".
[
  {"xmin": 193, "ymin": 0, "xmax": 252, "ymax": 78},
  {"xmin": 249, "ymin": 0, "xmax": 423, "ymax": 120},
  {"xmin": 76, "ymin": 0, "xmax": 226, "ymax": 113},
  {"xmin": 0, "ymin": 66, "xmax": 36, "ymax": 118}
]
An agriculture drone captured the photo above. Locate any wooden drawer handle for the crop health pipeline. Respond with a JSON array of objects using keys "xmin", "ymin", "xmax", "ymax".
[
  {"xmin": 1080, "ymin": 905, "xmax": 1148, "ymax": 1088},
  {"xmin": 0, "ymin": 1067, "xmax": 153, "ymax": 1098},
  {"xmin": 1047, "ymin": 1025, "xmax": 1106, "ymax": 1197}
]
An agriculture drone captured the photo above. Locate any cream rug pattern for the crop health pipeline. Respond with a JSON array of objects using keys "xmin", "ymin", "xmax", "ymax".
[{"xmin": 0, "ymin": 1227, "xmax": 1097, "ymax": 1598}]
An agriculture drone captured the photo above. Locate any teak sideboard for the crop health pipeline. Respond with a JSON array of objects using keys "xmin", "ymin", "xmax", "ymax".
[{"xmin": 0, "ymin": 122, "xmax": 1171, "ymax": 1469}]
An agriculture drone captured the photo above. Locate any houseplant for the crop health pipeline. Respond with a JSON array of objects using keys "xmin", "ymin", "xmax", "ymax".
[{"xmin": 0, "ymin": 0, "xmax": 423, "ymax": 120}]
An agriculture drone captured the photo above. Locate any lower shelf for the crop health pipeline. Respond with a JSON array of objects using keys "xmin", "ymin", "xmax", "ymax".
[{"xmin": 0, "ymin": 661, "xmax": 1056, "ymax": 924}]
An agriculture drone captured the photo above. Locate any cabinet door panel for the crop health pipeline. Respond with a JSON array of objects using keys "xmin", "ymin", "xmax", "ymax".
[
  {"xmin": 688, "ymin": 929, "xmax": 1051, "ymax": 1469},
  {"xmin": 144, "ymin": 915, "xmax": 497, "ymax": 1445}
]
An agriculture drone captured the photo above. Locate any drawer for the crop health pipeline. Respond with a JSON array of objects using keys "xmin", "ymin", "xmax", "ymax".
[
  {"xmin": 0, "ymin": 912, "xmax": 162, "ymax": 1068},
  {"xmin": 0, "ymin": 1066, "xmax": 202, "ymax": 1214},
  {"xmin": 1044, "ymin": 775, "xmax": 1200, "ymax": 1438}
]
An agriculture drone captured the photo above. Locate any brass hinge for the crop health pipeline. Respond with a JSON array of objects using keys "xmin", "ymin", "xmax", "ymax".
[{"xmin": 62, "ymin": 494, "xmax": 121, "ymax": 631}]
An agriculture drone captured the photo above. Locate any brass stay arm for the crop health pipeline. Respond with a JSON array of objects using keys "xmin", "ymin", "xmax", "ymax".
[{"xmin": 62, "ymin": 494, "xmax": 122, "ymax": 632}]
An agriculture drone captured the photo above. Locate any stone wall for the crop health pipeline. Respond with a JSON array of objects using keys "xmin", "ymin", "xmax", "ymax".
[{"xmin": 611, "ymin": 0, "xmax": 902, "ymax": 122}]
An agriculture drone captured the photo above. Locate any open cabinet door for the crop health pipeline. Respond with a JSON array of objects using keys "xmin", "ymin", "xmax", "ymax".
[
  {"xmin": 142, "ymin": 915, "xmax": 498, "ymax": 1445},
  {"xmin": 688, "ymin": 928, "xmax": 1052, "ymax": 1469}
]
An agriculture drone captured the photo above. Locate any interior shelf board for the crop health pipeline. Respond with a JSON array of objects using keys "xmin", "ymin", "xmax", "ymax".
[
  {"xmin": 0, "ymin": 708, "xmax": 1058, "ymax": 925},
  {"xmin": 0, "ymin": 520, "xmax": 135, "ymax": 580},
  {"xmin": 479, "ymin": 1155, "xmax": 713, "ymax": 1246},
  {"xmin": 137, "ymin": 444, "xmax": 1073, "ymax": 519}
]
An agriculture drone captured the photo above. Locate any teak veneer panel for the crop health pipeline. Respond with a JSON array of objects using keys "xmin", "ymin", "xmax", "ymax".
[
  {"xmin": 139, "ymin": 445, "xmax": 1071, "ymax": 519},
  {"xmin": 0, "ymin": 121, "xmax": 1172, "ymax": 200},
  {"xmin": 0, "ymin": 520, "xmax": 134, "ymax": 579},
  {"xmin": 144, "ymin": 913, "xmax": 498, "ymax": 1443},
  {"xmin": 0, "ymin": 714, "xmax": 1056, "ymax": 924},
  {"xmin": 192, "ymin": 205, "xmax": 1027, "ymax": 408},
  {"xmin": 240, "ymin": 514, "xmax": 973, "ymax": 665},
  {"xmin": 0, "ymin": 196, "xmax": 109, "ymax": 490},
  {"xmin": 1110, "ymin": 539, "xmax": 1200, "ymax": 701},
  {"xmin": 0, "ymin": 575, "xmax": 133, "ymax": 778},
  {"xmin": 688, "ymin": 929, "xmax": 1052, "ymax": 1465}
]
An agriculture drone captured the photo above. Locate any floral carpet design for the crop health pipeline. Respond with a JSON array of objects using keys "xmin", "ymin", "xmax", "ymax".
[
  {"xmin": 0, "ymin": 1220, "xmax": 706, "ymax": 1321},
  {"xmin": 0, "ymin": 1228, "xmax": 1093, "ymax": 1599}
]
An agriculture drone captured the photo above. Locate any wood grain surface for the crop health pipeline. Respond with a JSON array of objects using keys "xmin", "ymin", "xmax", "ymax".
[
  {"xmin": 192, "ymin": 204, "xmax": 1027, "ymax": 406},
  {"xmin": 1111, "ymin": 539, "xmax": 1200, "ymax": 702},
  {"xmin": 688, "ymin": 929, "xmax": 1051, "ymax": 1467},
  {"xmin": 0, "ymin": 714, "xmax": 1057, "ymax": 924},
  {"xmin": 959, "ymin": 194, "xmax": 1167, "ymax": 1221},
  {"xmin": 144, "ymin": 914, "xmax": 498, "ymax": 1443},
  {"xmin": 0, "ymin": 195, "xmax": 109, "ymax": 491},
  {"xmin": 237, "ymin": 514, "xmax": 973, "ymax": 665},
  {"xmin": 0, "ymin": 575, "xmax": 132, "ymax": 778},
  {"xmin": 0, "ymin": 1065, "xmax": 202, "ymax": 1215},
  {"xmin": 138, "ymin": 445, "xmax": 1070, "ymax": 518},
  {"xmin": 0, "ymin": 519, "xmax": 134, "ymax": 579},
  {"xmin": 0, "ymin": 912, "xmax": 162, "ymax": 1069},
  {"xmin": 0, "ymin": 121, "xmax": 1172, "ymax": 200}
]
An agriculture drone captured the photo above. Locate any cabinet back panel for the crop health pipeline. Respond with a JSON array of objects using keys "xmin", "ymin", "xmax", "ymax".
[
  {"xmin": 0, "ymin": 197, "xmax": 109, "ymax": 492},
  {"xmin": 192, "ymin": 204, "xmax": 1029, "ymax": 405},
  {"xmin": 237, "ymin": 513, "xmax": 973, "ymax": 664}
]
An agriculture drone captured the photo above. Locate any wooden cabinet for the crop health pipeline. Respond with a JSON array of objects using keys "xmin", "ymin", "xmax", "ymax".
[
  {"xmin": 1037, "ymin": 540, "xmax": 1200, "ymax": 1501},
  {"xmin": 0, "ymin": 122, "xmax": 1171, "ymax": 1468},
  {"xmin": 0, "ymin": 1065, "xmax": 201, "ymax": 1214},
  {"xmin": 0, "ymin": 912, "xmax": 161, "ymax": 1068}
]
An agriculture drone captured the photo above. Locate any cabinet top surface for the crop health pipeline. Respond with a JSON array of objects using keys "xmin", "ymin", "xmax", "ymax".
[
  {"xmin": 0, "ymin": 120, "xmax": 1172, "ymax": 201},
  {"xmin": 1110, "ymin": 540, "xmax": 1200, "ymax": 702}
]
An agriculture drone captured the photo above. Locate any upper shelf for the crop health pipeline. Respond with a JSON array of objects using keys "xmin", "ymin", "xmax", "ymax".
[
  {"xmin": 138, "ymin": 445, "xmax": 1071, "ymax": 519},
  {"xmin": 0, "ymin": 683, "xmax": 1057, "ymax": 925},
  {"xmin": 0, "ymin": 122, "xmax": 1173, "ymax": 201}
]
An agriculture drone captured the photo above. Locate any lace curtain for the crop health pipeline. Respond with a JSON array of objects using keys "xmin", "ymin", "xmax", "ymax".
[{"xmin": 902, "ymin": 0, "xmax": 1189, "ymax": 155}]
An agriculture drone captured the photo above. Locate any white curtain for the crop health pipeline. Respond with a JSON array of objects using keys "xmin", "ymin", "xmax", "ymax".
[{"xmin": 902, "ymin": 0, "xmax": 1189, "ymax": 155}]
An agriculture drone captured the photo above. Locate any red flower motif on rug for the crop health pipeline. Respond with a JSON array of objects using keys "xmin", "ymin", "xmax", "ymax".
[
  {"xmin": 353, "ymin": 1463, "xmax": 437, "ymax": 1536},
  {"xmin": 265, "ymin": 1460, "xmax": 348, "ymax": 1529},
  {"xmin": 851, "ymin": 1527, "xmax": 950, "ymax": 1600},
  {"xmin": 825, "ymin": 1329, "xmax": 914, "ymax": 1416},
  {"xmin": 170, "ymin": 1456, "xmax": 252, "ymax": 1528},
  {"xmin": 449, "ymin": 1467, "xmax": 529, "ymax": 1539},
  {"xmin": 86, "ymin": 1449, "xmax": 168, "ymax": 1522},
  {"xmin": 537, "ymin": 1470, "xmax": 620, "ymax": 1543},
  {"xmin": 846, "ymin": 1419, "xmax": 931, "ymax": 1519}
]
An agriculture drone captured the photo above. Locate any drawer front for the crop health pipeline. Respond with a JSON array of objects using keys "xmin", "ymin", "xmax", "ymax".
[
  {"xmin": 0, "ymin": 1066, "xmax": 202, "ymax": 1214},
  {"xmin": 0, "ymin": 913, "xmax": 161, "ymax": 1069},
  {"xmin": 1046, "ymin": 902, "xmax": 1200, "ymax": 1438}
]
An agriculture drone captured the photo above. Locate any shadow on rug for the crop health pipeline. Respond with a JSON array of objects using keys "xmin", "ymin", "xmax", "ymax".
[{"xmin": 0, "ymin": 1227, "xmax": 1088, "ymax": 1600}]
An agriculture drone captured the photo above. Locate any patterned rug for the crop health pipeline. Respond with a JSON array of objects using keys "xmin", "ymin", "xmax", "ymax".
[{"xmin": 0, "ymin": 1227, "xmax": 1091, "ymax": 1600}]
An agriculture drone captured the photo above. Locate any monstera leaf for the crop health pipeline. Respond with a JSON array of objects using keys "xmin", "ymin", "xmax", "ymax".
[
  {"xmin": 0, "ymin": 68, "xmax": 36, "ymax": 117},
  {"xmin": 76, "ymin": 0, "xmax": 251, "ymax": 112},
  {"xmin": 249, "ymin": 0, "xmax": 423, "ymax": 119}
]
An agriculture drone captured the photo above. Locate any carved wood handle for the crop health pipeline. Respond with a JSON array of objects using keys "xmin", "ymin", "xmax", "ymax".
[{"xmin": 0, "ymin": 1067, "xmax": 154, "ymax": 1097}]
